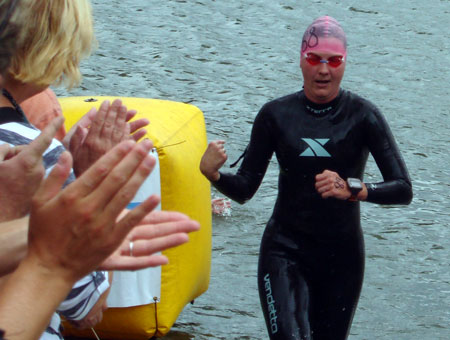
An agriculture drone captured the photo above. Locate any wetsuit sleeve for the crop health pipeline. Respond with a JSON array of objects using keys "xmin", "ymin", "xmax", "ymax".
[
  {"xmin": 364, "ymin": 109, "xmax": 413, "ymax": 205},
  {"xmin": 213, "ymin": 105, "xmax": 275, "ymax": 204}
]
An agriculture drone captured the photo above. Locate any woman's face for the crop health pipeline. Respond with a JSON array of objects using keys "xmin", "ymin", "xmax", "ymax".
[{"xmin": 300, "ymin": 39, "xmax": 346, "ymax": 104}]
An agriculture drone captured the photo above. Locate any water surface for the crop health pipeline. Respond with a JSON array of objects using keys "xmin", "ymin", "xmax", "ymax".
[{"xmin": 60, "ymin": 1, "xmax": 450, "ymax": 339}]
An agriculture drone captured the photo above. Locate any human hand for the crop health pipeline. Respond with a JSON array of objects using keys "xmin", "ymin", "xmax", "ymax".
[
  {"xmin": 99, "ymin": 210, "xmax": 200, "ymax": 271},
  {"xmin": 62, "ymin": 106, "xmax": 97, "ymax": 150},
  {"xmin": 27, "ymin": 138, "xmax": 160, "ymax": 283},
  {"xmin": 126, "ymin": 109, "xmax": 149, "ymax": 142},
  {"xmin": 315, "ymin": 169, "xmax": 351, "ymax": 200},
  {"xmin": 0, "ymin": 116, "xmax": 64, "ymax": 222},
  {"xmin": 200, "ymin": 140, "xmax": 227, "ymax": 182},
  {"xmin": 67, "ymin": 99, "xmax": 150, "ymax": 176},
  {"xmin": 63, "ymin": 104, "xmax": 149, "ymax": 150}
]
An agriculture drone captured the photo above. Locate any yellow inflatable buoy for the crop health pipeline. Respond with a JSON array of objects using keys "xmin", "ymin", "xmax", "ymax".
[{"xmin": 60, "ymin": 96, "xmax": 212, "ymax": 339}]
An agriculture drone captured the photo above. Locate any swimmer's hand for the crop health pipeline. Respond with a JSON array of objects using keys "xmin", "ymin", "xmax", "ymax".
[
  {"xmin": 315, "ymin": 170, "xmax": 367, "ymax": 201},
  {"xmin": 200, "ymin": 140, "xmax": 227, "ymax": 182}
]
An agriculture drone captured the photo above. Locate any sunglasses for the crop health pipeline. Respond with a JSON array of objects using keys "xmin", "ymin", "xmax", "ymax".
[{"xmin": 304, "ymin": 53, "xmax": 345, "ymax": 68}]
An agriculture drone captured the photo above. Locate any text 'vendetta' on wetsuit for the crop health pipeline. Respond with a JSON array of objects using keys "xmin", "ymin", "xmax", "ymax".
[{"xmin": 212, "ymin": 89, "xmax": 412, "ymax": 340}]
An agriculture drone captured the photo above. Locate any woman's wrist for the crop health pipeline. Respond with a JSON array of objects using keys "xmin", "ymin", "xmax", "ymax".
[
  {"xmin": 202, "ymin": 169, "xmax": 220, "ymax": 182},
  {"xmin": 200, "ymin": 166, "xmax": 220, "ymax": 182},
  {"xmin": 357, "ymin": 183, "xmax": 368, "ymax": 201},
  {"xmin": 209, "ymin": 171, "xmax": 221, "ymax": 182},
  {"xmin": 20, "ymin": 254, "xmax": 77, "ymax": 292}
]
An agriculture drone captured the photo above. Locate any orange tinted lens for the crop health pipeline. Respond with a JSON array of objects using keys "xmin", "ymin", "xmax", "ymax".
[
  {"xmin": 328, "ymin": 56, "xmax": 343, "ymax": 67},
  {"xmin": 305, "ymin": 53, "xmax": 321, "ymax": 65}
]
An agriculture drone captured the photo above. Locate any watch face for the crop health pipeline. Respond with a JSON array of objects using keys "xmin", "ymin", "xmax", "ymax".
[{"xmin": 348, "ymin": 178, "xmax": 362, "ymax": 190}]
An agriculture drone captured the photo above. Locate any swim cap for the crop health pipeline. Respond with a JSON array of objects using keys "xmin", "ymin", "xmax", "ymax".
[{"xmin": 301, "ymin": 16, "xmax": 347, "ymax": 56}]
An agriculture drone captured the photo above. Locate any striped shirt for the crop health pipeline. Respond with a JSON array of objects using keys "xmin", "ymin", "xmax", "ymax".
[{"xmin": 0, "ymin": 110, "xmax": 109, "ymax": 339}]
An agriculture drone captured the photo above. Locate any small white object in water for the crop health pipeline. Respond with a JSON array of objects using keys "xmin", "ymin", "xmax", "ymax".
[{"xmin": 212, "ymin": 197, "xmax": 232, "ymax": 217}]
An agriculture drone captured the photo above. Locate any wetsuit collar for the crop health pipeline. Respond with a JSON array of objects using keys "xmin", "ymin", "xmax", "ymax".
[{"xmin": 300, "ymin": 89, "xmax": 343, "ymax": 117}]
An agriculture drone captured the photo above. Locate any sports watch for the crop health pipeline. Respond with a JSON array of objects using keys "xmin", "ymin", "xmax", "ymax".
[{"xmin": 346, "ymin": 178, "xmax": 363, "ymax": 201}]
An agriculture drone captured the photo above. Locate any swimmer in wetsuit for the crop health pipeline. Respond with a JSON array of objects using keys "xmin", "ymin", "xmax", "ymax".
[{"xmin": 200, "ymin": 16, "xmax": 413, "ymax": 340}]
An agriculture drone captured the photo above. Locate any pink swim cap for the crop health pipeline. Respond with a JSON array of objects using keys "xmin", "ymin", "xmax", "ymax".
[{"xmin": 301, "ymin": 16, "xmax": 347, "ymax": 56}]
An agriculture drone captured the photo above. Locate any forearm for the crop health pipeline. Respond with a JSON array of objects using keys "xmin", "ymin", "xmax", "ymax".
[
  {"xmin": 0, "ymin": 256, "xmax": 75, "ymax": 340},
  {"xmin": 0, "ymin": 217, "xmax": 28, "ymax": 276},
  {"xmin": 212, "ymin": 107, "xmax": 274, "ymax": 204},
  {"xmin": 364, "ymin": 179, "xmax": 413, "ymax": 205},
  {"xmin": 213, "ymin": 171, "xmax": 261, "ymax": 204},
  {"xmin": 366, "ymin": 110, "xmax": 413, "ymax": 205}
]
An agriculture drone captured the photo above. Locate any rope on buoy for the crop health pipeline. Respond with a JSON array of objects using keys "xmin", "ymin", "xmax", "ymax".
[
  {"xmin": 91, "ymin": 327, "xmax": 100, "ymax": 340},
  {"xmin": 152, "ymin": 296, "xmax": 159, "ymax": 338}
]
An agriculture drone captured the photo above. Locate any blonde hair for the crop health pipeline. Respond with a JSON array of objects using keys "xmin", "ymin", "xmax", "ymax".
[{"xmin": 8, "ymin": 0, "xmax": 95, "ymax": 89}]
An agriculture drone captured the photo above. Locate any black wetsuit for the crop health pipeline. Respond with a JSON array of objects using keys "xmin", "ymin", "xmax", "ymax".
[{"xmin": 213, "ymin": 89, "xmax": 412, "ymax": 340}]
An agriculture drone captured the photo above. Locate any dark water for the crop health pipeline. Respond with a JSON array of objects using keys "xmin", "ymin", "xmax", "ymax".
[{"xmin": 59, "ymin": 0, "xmax": 450, "ymax": 339}]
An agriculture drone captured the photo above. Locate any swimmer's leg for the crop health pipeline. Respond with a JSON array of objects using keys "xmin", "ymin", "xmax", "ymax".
[
  {"xmin": 309, "ymin": 237, "xmax": 365, "ymax": 340},
  {"xmin": 257, "ymin": 249, "xmax": 312, "ymax": 340}
]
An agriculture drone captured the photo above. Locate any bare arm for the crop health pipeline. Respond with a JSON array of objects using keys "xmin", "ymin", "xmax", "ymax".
[
  {"xmin": 0, "ymin": 256, "xmax": 75, "ymax": 340},
  {"xmin": 0, "ymin": 217, "xmax": 28, "ymax": 276}
]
